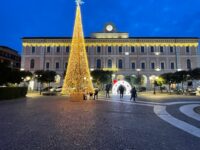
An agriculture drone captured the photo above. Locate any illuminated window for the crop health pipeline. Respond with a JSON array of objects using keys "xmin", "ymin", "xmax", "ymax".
[
  {"xmin": 108, "ymin": 59, "xmax": 112, "ymax": 68},
  {"xmin": 151, "ymin": 62, "xmax": 155, "ymax": 69},
  {"xmin": 118, "ymin": 59, "xmax": 123, "ymax": 69},
  {"xmin": 32, "ymin": 47, "xmax": 35, "ymax": 53},
  {"xmin": 97, "ymin": 59, "xmax": 101, "ymax": 69},
  {"xmin": 30, "ymin": 59, "xmax": 34, "ymax": 69},
  {"xmin": 187, "ymin": 59, "xmax": 191, "ymax": 69},
  {"xmin": 141, "ymin": 47, "xmax": 145, "ymax": 53},
  {"xmin": 131, "ymin": 62, "xmax": 135, "ymax": 69}
]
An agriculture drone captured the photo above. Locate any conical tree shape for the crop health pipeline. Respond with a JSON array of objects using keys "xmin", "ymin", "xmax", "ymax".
[{"xmin": 62, "ymin": 4, "xmax": 94, "ymax": 95}]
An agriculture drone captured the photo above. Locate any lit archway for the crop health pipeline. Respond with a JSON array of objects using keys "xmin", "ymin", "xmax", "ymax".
[{"xmin": 112, "ymin": 80, "xmax": 132, "ymax": 95}]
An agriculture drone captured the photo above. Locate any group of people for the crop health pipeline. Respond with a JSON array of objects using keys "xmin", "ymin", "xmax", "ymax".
[
  {"xmin": 83, "ymin": 84, "xmax": 138, "ymax": 101},
  {"xmin": 105, "ymin": 84, "xmax": 137, "ymax": 101},
  {"xmin": 83, "ymin": 88, "xmax": 99, "ymax": 100}
]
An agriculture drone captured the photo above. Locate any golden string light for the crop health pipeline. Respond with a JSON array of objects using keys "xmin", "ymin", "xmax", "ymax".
[{"xmin": 61, "ymin": 3, "xmax": 94, "ymax": 95}]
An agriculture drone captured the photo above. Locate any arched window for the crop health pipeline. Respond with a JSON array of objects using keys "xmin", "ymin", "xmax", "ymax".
[
  {"xmin": 97, "ymin": 59, "xmax": 101, "ymax": 69},
  {"xmin": 118, "ymin": 59, "xmax": 123, "ymax": 69},
  {"xmin": 187, "ymin": 59, "xmax": 191, "ymax": 69},
  {"xmin": 108, "ymin": 59, "xmax": 112, "ymax": 68},
  {"xmin": 30, "ymin": 59, "xmax": 34, "ymax": 69}
]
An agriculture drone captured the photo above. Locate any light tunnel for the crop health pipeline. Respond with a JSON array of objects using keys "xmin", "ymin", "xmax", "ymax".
[{"xmin": 112, "ymin": 80, "xmax": 132, "ymax": 95}]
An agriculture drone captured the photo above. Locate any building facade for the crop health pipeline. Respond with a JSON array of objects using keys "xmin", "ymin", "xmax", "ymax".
[
  {"xmin": 21, "ymin": 24, "xmax": 199, "ymax": 89},
  {"xmin": 0, "ymin": 46, "xmax": 21, "ymax": 69}
]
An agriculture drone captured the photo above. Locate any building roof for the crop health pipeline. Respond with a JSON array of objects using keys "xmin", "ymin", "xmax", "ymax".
[
  {"xmin": 0, "ymin": 46, "xmax": 18, "ymax": 53},
  {"xmin": 22, "ymin": 36, "xmax": 199, "ymax": 40}
]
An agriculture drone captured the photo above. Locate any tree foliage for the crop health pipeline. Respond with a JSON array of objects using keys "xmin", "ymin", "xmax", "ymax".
[
  {"xmin": 35, "ymin": 70, "xmax": 56, "ymax": 84},
  {"xmin": 0, "ymin": 62, "xmax": 32, "ymax": 85},
  {"xmin": 91, "ymin": 70, "xmax": 113, "ymax": 87}
]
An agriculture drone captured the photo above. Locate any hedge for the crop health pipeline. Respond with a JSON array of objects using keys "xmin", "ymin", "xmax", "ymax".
[{"xmin": 0, "ymin": 87, "xmax": 28, "ymax": 100}]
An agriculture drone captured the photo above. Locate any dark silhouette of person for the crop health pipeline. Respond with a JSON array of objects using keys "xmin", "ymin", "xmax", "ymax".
[
  {"xmin": 119, "ymin": 85, "xmax": 125, "ymax": 99},
  {"xmin": 130, "ymin": 87, "xmax": 137, "ymax": 101},
  {"xmin": 94, "ymin": 88, "xmax": 99, "ymax": 100},
  {"xmin": 106, "ymin": 84, "xmax": 111, "ymax": 98}
]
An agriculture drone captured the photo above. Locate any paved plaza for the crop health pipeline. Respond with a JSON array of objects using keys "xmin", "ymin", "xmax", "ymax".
[{"xmin": 0, "ymin": 93, "xmax": 200, "ymax": 150}]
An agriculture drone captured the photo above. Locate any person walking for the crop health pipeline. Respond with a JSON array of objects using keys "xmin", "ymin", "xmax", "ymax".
[
  {"xmin": 94, "ymin": 88, "xmax": 99, "ymax": 100},
  {"xmin": 119, "ymin": 85, "xmax": 125, "ymax": 99},
  {"xmin": 105, "ymin": 84, "xmax": 110, "ymax": 98},
  {"xmin": 130, "ymin": 87, "xmax": 137, "ymax": 102}
]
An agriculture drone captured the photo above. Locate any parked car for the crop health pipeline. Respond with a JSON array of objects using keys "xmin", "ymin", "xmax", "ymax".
[
  {"xmin": 41, "ymin": 86, "xmax": 53, "ymax": 92},
  {"xmin": 55, "ymin": 86, "xmax": 62, "ymax": 92}
]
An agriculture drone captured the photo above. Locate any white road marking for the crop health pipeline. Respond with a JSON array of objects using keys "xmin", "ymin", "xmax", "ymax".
[
  {"xmin": 154, "ymin": 105, "xmax": 200, "ymax": 138},
  {"xmin": 180, "ymin": 104, "xmax": 200, "ymax": 121},
  {"xmin": 166, "ymin": 101, "xmax": 200, "ymax": 106}
]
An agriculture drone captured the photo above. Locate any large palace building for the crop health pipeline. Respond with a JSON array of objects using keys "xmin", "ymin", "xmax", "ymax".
[{"xmin": 21, "ymin": 23, "xmax": 199, "ymax": 89}]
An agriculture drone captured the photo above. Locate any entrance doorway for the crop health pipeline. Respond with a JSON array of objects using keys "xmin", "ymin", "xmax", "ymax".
[{"xmin": 112, "ymin": 80, "xmax": 132, "ymax": 95}]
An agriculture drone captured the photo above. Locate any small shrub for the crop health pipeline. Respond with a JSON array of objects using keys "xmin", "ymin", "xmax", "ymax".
[{"xmin": 0, "ymin": 87, "xmax": 28, "ymax": 100}]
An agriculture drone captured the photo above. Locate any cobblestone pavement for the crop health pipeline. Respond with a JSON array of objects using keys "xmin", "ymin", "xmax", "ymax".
[{"xmin": 0, "ymin": 95, "xmax": 200, "ymax": 150}]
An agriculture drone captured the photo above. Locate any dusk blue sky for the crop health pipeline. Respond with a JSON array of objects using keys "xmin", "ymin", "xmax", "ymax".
[{"xmin": 0, "ymin": 0, "xmax": 200, "ymax": 54}]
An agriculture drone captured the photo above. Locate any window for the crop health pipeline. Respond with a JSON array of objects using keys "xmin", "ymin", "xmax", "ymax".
[
  {"xmin": 141, "ymin": 47, "xmax": 145, "ymax": 53},
  {"xmin": 161, "ymin": 62, "xmax": 165, "ymax": 70},
  {"xmin": 131, "ymin": 47, "xmax": 135, "ymax": 53},
  {"xmin": 56, "ymin": 47, "xmax": 60, "ymax": 53},
  {"xmin": 118, "ymin": 59, "xmax": 123, "ymax": 69},
  {"xmin": 160, "ymin": 47, "xmax": 164, "ymax": 53},
  {"xmin": 141, "ymin": 62, "xmax": 145, "ymax": 69},
  {"xmin": 131, "ymin": 62, "xmax": 135, "ymax": 69},
  {"xmin": 65, "ymin": 62, "xmax": 68, "ymax": 69},
  {"xmin": 151, "ymin": 62, "xmax": 155, "ymax": 69},
  {"xmin": 66, "ymin": 47, "xmax": 70, "ymax": 53},
  {"xmin": 108, "ymin": 59, "xmax": 112, "ymax": 68},
  {"xmin": 119, "ymin": 46, "xmax": 122, "ymax": 53},
  {"xmin": 46, "ymin": 62, "xmax": 50, "ymax": 69},
  {"xmin": 187, "ymin": 59, "xmax": 191, "ymax": 69},
  {"xmin": 150, "ymin": 46, "xmax": 154, "ymax": 53},
  {"xmin": 97, "ymin": 46, "xmax": 101, "ymax": 53},
  {"xmin": 170, "ymin": 47, "xmax": 174, "ymax": 53},
  {"xmin": 47, "ymin": 47, "xmax": 51, "ymax": 53},
  {"xmin": 56, "ymin": 62, "xmax": 60, "ymax": 69},
  {"xmin": 86, "ymin": 46, "xmax": 89, "ymax": 53},
  {"xmin": 30, "ymin": 59, "xmax": 34, "ymax": 69},
  {"xmin": 32, "ymin": 47, "xmax": 35, "ymax": 53},
  {"xmin": 171, "ymin": 62, "xmax": 175, "ymax": 70},
  {"xmin": 97, "ymin": 59, "xmax": 101, "ymax": 69},
  {"xmin": 186, "ymin": 46, "xmax": 190, "ymax": 53},
  {"xmin": 108, "ymin": 46, "xmax": 112, "ymax": 53}
]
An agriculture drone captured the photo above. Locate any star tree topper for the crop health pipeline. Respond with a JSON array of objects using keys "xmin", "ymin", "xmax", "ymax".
[{"xmin": 76, "ymin": 0, "xmax": 84, "ymax": 5}]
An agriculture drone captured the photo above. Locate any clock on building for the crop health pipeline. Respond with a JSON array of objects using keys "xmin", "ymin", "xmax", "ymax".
[{"xmin": 106, "ymin": 24, "xmax": 114, "ymax": 32}]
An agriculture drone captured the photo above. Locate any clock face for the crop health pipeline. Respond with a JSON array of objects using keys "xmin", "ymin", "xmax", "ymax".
[{"xmin": 106, "ymin": 25, "xmax": 113, "ymax": 32}]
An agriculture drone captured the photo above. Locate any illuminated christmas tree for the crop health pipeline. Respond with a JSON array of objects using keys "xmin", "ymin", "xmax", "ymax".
[{"xmin": 62, "ymin": 0, "xmax": 94, "ymax": 96}]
